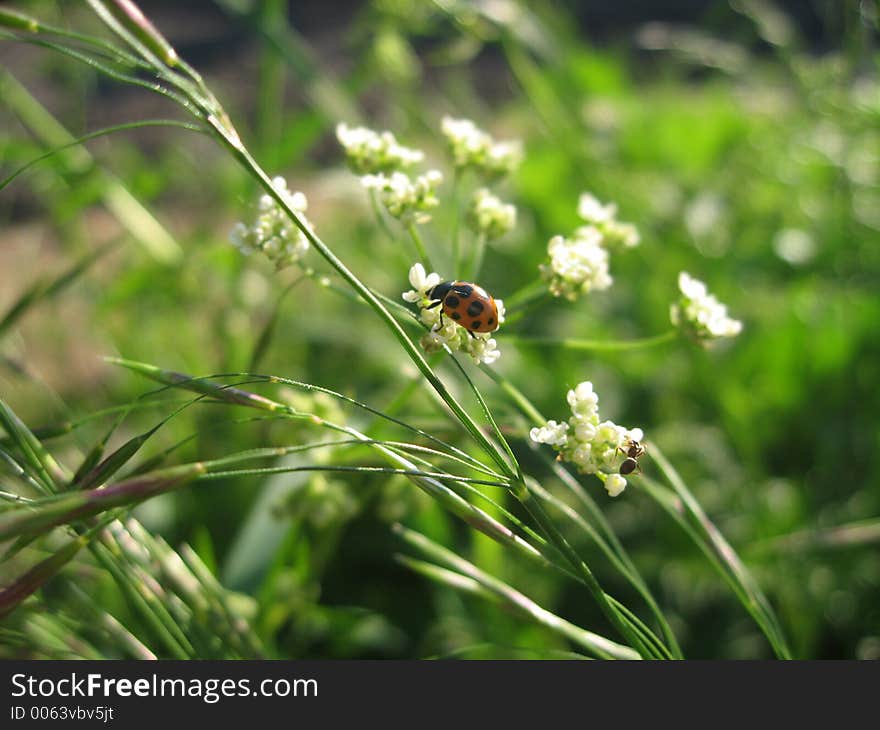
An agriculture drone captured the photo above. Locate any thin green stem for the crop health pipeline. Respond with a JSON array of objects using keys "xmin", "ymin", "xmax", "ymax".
[
  {"xmin": 407, "ymin": 222, "xmax": 434, "ymax": 273},
  {"xmin": 507, "ymin": 330, "xmax": 679, "ymax": 351},
  {"xmin": 501, "ymin": 288, "xmax": 551, "ymax": 327},
  {"xmin": 508, "ymin": 478, "xmax": 657, "ymax": 658},
  {"xmin": 470, "ymin": 232, "xmax": 488, "ymax": 281},
  {"xmin": 395, "ymin": 524, "xmax": 641, "ymax": 660},
  {"xmin": 0, "ymin": 119, "xmax": 206, "ymax": 191},
  {"xmin": 450, "ymin": 169, "xmax": 462, "ymax": 276},
  {"xmin": 369, "ymin": 188, "xmax": 398, "ymax": 243},
  {"xmin": 197, "ymin": 464, "xmax": 510, "ymax": 489},
  {"xmin": 503, "ymin": 279, "xmax": 547, "ymax": 309}
]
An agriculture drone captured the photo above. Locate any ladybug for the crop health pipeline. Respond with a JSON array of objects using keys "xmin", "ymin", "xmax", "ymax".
[{"xmin": 426, "ymin": 281, "xmax": 499, "ymax": 336}]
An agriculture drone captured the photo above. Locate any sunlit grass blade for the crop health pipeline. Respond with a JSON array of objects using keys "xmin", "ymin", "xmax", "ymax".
[
  {"xmin": 0, "ymin": 464, "xmax": 204, "ymax": 541},
  {"xmin": 0, "ymin": 8, "xmax": 39, "ymax": 32},
  {"xmin": 107, "ymin": 358, "xmax": 499, "ymax": 478},
  {"xmin": 644, "ymin": 444, "xmax": 792, "ymax": 659},
  {"xmin": 72, "ymin": 421, "xmax": 166, "ymax": 491},
  {"xmin": 105, "ymin": 359, "xmax": 555, "ymax": 569},
  {"xmin": 0, "ymin": 447, "xmax": 48, "ymax": 496},
  {"xmin": 100, "ymin": 518, "xmax": 233, "ymax": 658},
  {"xmin": 71, "ymin": 393, "xmax": 206, "ymax": 490},
  {"xmin": 63, "ymin": 582, "xmax": 157, "ymax": 659},
  {"xmin": 90, "ymin": 534, "xmax": 194, "ymax": 659},
  {"xmin": 426, "ymin": 643, "xmax": 590, "ymax": 660},
  {"xmin": 197, "ymin": 463, "xmax": 510, "ymax": 489},
  {"xmin": 177, "ymin": 543, "xmax": 265, "ymax": 658},
  {"xmin": 505, "ymin": 476, "xmax": 658, "ymax": 658},
  {"xmin": 525, "ymin": 471, "xmax": 682, "ymax": 658},
  {"xmin": 447, "ymin": 356, "xmax": 520, "ymax": 480},
  {"xmin": 17, "ymin": 611, "xmax": 103, "ymax": 659},
  {"xmin": 394, "ymin": 524, "xmax": 640, "ymax": 660},
  {"xmin": 118, "ymin": 518, "xmax": 264, "ymax": 658},
  {"xmin": 203, "ymin": 437, "xmax": 504, "ymax": 481},
  {"xmin": 605, "ymin": 595, "xmax": 673, "ymax": 661},
  {"xmin": 102, "ymin": 0, "xmax": 180, "ymax": 67},
  {"xmin": 0, "ymin": 398, "xmax": 69, "ymax": 492}
]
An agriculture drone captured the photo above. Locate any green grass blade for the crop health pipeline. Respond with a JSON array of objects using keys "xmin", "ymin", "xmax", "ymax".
[
  {"xmin": 0, "ymin": 120, "xmax": 205, "ymax": 192},
  {"xmin": 0, "ymin": 533, "xmax": 90, "ymax": 619},
  {"xmin": 394, "ymin": 524, "xmax": 641, "ymax": 660},
  {"xmin": 644, "ymin": 444, "xmax": 792, "ymax": 659},
  {"xmin": 0, "ymin": 399, "xmax": 68, "ymax": 492},
  {"xmin": 89, "ymin": 538, "xmax": 193, "ymax": 659},
  {"xmin": 107, "ymin": 359, "xmax": 499, "ymax": 479},
  {"xmin": 0, "ymin": 464, "xmax": 205, "ymax": 541}
]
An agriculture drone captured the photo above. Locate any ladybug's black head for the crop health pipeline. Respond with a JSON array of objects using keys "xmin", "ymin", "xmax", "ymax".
[{"xmin": 427, "ymin": 281, "xmax": 453, "ymax": 302}]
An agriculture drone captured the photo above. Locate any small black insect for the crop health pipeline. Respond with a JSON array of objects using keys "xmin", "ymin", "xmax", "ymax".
[{"xmin": 617, "ymin": 438, "xmax": 646, "ymax": 476}]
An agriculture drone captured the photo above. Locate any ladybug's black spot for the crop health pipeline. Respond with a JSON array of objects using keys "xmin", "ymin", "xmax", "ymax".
[
  {"xmin": 466, "ymin": 300, "xmax": 485, "ymax": 317},
  {"xmin": 445, "ymin": 295, "xmax": 460, "ymax": 309},
  {"xmin": 487, "ymin": 317, "xmax": 494, "ymax": 325},
  {"xmin": 453, "ymin": 284, "xmax": 473, "ymax": 298},
  {"xmin": 451, "ymin": 312, "xmax": 461, "ymax": 320},
  {"xmin": 471, "ymin": 320, "xmax": 482, "ymax": 330}
]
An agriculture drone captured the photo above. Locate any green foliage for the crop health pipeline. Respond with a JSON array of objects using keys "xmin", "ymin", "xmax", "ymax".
[{"xmin": 0, "ymin": 0, "xmax": 877, "ymax": 660}]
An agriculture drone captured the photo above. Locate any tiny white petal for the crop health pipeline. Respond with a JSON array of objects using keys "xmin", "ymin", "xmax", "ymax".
[
  {"xmin": 605, "ymin": 474, "xmax": 627, "ymax": 497},
  {"xmin": 408, "ymin": 263, "xmax": 427, "ymax": 289}
]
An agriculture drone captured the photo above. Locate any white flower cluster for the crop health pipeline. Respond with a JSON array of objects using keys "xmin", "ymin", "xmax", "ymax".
[
  {"xmin": 336, "ymin": 123, "xmax": 424, "ymax": 174},
  {"xmin": 441, "ymin": 116, "xmax": 523, "ymax": 178},
  {"xmin": 541, "ymin": 227, "xmax": 612, "ymax": 300},
  {"xmin": 362, "ymin": 170, "xmax": 443, "ymax": 225},
  {"xmin": 230, "ymin": 177, "xmax": 312, "ymax": 270},
  {"xmin": 577, "ymin": 193, "xmax": 640, "ymax": 249},
  {"xmin": 466, "ymin": 188, "xmax": 517, "ymax": 240},
  {"xmin": 670, "ymin": 272, "xmax": 743, "ymax": 343},
  {"xmin": 530, "ymin": 381, "xmax": 643, "ymax": 497},
  {"xmin": 540, "ymin": 192, "xmax": 640, "ymax": 300},
  {"xmin": 402, "ymin": 264, "xmax": 504, "ymax": 365}
]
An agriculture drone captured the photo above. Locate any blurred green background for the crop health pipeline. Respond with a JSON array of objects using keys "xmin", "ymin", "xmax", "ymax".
[{"xmin": 1, "ymin": 0, "xmax": 878, "ymax": 659}]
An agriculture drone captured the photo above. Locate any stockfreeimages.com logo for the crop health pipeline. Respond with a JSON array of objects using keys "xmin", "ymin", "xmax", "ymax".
[{"xmin": 11, "ymin": 673, "xmax": 317, "ymax": 704}]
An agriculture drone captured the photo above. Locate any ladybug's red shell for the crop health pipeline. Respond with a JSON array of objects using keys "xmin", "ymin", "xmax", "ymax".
[{"xmin": 430, "ymin": 281, "xmax": 499, "ymax": 333}]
